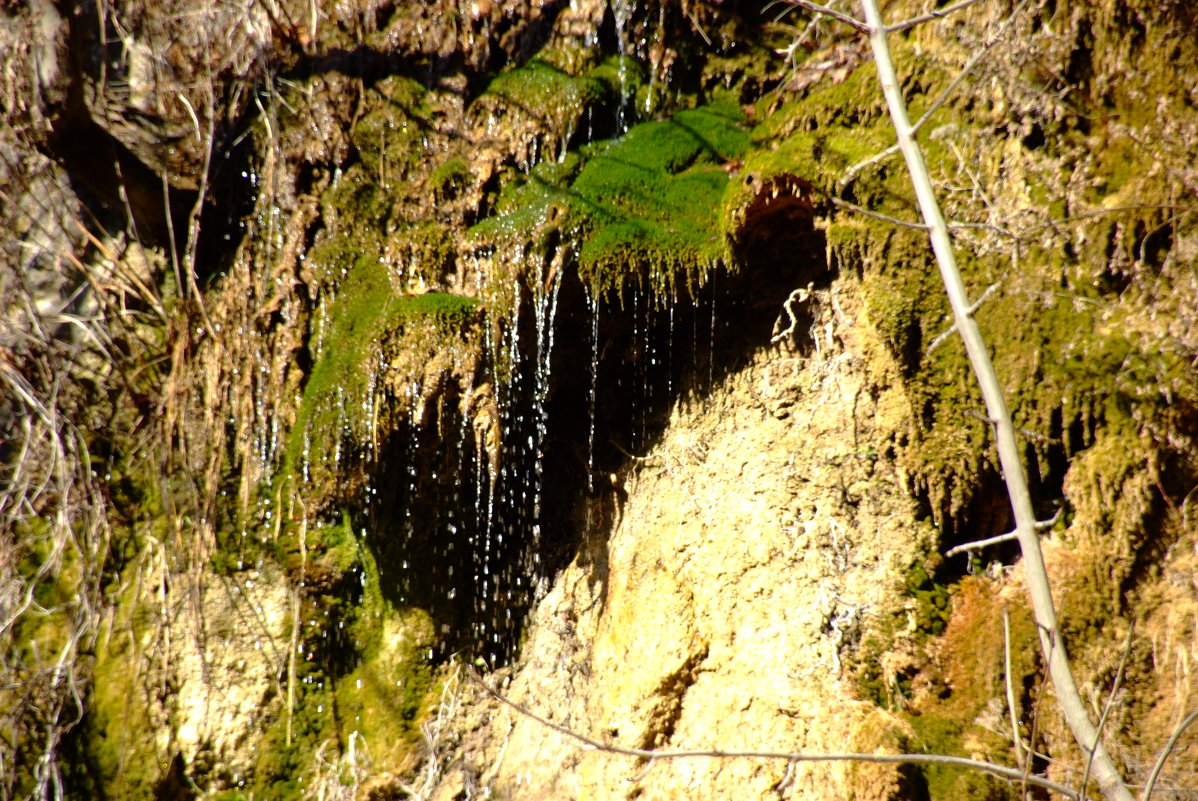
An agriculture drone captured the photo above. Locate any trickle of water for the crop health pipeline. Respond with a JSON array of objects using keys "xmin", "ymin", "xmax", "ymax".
[
  {"xmin": 613, "ymin": 0, "xmax": 633, "ymax": 133},
  {"xmin": 666, "ymin": 302, "xmax": 674, "ymax": 402},
  {"xmin": 637, "ymin": 287, "xmax": 650, "ymax": 449},
  {"xmin": 708, "ymin": 271, "xmax": 718, "ymax": 388},
  {"xmin": 364, "ymin": 360, "xmax": 380, "ymax": 463},
  {"xmin": 530, "ymin": 264, "xmax": 563, "ymax": 553},
  {"xmin": 559, "ymin": 118, "xmax": 577, "ymax": 162},
  {"xmin": 587, "ymin": 292, "xmax": 600, "ymax": 494}
]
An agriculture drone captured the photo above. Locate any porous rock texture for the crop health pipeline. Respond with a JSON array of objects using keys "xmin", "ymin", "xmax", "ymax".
[{"xmin": 431, "ymin": 289, "xmax": 934, "ymax": 801}]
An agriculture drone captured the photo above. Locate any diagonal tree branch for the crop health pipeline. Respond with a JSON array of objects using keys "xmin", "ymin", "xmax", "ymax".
[{"xmin": 854, "ymin": 2, "xmax": 1133, "ymax": 800}]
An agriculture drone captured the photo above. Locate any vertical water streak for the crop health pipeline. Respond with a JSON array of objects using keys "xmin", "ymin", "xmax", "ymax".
[
  {"xmin": 489, "ymin": 278, "xmax": 523, "ymax": 655},
  {"xmin": 691, "ymin": 278, "xmax": 700, "ymax": 381},
  {"xmin": 709, "ymin": 270, "xmax": 718, "ymax": 388},
  {"xmin": 666, "ymin": 301, "xmax": 674, "ymax": 403},
  {"xmin": 398, "ymin": 384, "xmax": 421, "ymax": 606},
  {"xmin": 479, "ymin": 314, "xmax": 501, "ymax": 633},
  {"xmin": 629, "ymin": 284, "xmax": 641, "ymax": 450},
  {"xmin": 300, "ymin": 426, "xmax": 312, "ymax": 485},
  {"xmin": 363, "ymin": 356, "xmax": 380, "ymax": 466},
  {"xmin": 530, "ymin": 264, "xmax": 563, "ymax": 570},
  {"xmin": 639, "ymin": 287, "xmax": 652, "ymax": 450},
  {"xmin": 471, "ymin": 418, "xmax": 491, "ymax": 645},
  {"xmin": 332, "ymin": 384, "xmax": 346, "ymax": 474},
  {"xmin": 612, "ymin": 0, "xmax": 633, "ymax": 133},
  {"xmin": 587, "ymin": 291, "xmax": 600, "ymax": 495},
  {"xmin": 559, "ymin": 117, "xmax": 577, "ymax": 162}
]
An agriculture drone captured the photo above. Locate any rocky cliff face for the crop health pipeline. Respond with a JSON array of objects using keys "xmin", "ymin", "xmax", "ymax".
[{"xmin": 2, "ymin": 1, "xmax": 1197, "ymax": 800}]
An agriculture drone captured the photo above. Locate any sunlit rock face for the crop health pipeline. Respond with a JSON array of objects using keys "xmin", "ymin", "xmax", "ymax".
[
  {"xmin": 4, "ymin": 0, "xmax": 1198, "ymax": 799},
  {"xmin": 431, "ymin": 288, "xmax": 937, "ymax": 801}
]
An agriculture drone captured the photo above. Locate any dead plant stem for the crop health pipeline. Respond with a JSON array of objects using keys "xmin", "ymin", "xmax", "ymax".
[{"xmin": 469, "ymin": 668, "xmax": 1087, "ymax": 799}]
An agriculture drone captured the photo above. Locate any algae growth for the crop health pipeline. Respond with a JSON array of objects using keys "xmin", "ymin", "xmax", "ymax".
[
  {"xmin": 471, "ymin": 95, "xmax": 751, "ymax": 301},
  {"xmin": 288, "ymin": 251, "xmax": 484, "ymax": 500}
]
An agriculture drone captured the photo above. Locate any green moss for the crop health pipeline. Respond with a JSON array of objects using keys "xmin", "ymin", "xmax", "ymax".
[
  {"xmin": 487, "ymin": 57, "xmax": 605, "ymax": 113},
  {"xmin": 239, "ymin": 512, "xmax": 441, "ymax": 799},
  {"xmin": 479, "ymin": 51, "xmax": 632, "ymax": 144},
  {"xmin": 904, "ymin": 561, "xmax": 950, "ymax": 638},
  {"xmin": 470, "ymin": 96, "xmax": 750, "ymax": 301},
  {"xmin": 903, "ymin": 716, "xmax": 1014, "ymax": 801},
  {"xmin": 78, "ymin": 566, "xmax": 170, "ymax": 800},
  {"xmin": 311, "ymin": 176, "xmax": 388, "ymax": 278},
  {"xmin": 393, "ymin": 290, "xmax": 482, "ymax": 329},
  {"xmin": 902, "ymin": 579, "xmax": 1038, "ymax": 801},
  {"xmin": 572, "ymin": 159, "xmax": 735, "ymax": 298},
  {"xmin": 860, "ymin": 248, "xmax": 939, "ymax": 377},
  {"xmin": 286, "ymin": 255, "xmax": 483, "ymax": 497},
  {"xmin": 430, "ymin": 156, "xmax": 471, "ymax": 200},
  {"xmin": 469, "ymin": 155, "xmax": 580, "ymax": 249},
  {"xmin": 350, "ymin": 76, "xmax": 429, "ymax": 178},
  {"xmin": 588, "ymin": 53, "xmax": 645, "ymax": 100},
  {"xmin": 334, "ymin": 603, "xmax": 437, "ymax": 770}
]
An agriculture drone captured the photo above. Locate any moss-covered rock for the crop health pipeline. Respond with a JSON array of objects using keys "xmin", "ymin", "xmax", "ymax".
[
  {"xmin": 470, "ymin": 95, "xmax": 751, "ymax": 302},
  {"xmin": 288, "ymin": 252, "xmax": 485, "ymax": 502}
]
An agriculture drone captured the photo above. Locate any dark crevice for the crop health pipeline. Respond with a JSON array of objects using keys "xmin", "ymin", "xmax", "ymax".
[
  {"xmin": 38, "ymin": 2, "xmax": 260, "ymax": 285},
  {"xmin": 44, "ymin": 83, "xmax": 198, "ymax": 256},
  {"xmin": 352, "ymin": 177, "xmax": 831, "ymax": 666}
]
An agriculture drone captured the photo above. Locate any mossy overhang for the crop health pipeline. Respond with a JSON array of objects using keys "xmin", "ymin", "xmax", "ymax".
[{"xmin": 468, "ymin": 96, "xmax": 757, "ymax": 303}]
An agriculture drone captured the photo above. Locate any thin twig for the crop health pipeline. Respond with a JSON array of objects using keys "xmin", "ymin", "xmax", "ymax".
[
  {"xmin": 826, "ymin": 195, "xmax": 927, "ymax": 229},
  {"xmin": 782, "ymin": 0, "xmax": 869, "ymax": 33},
  {"xmin": 468, "ymin": 668, "xmax": 1087, "ymax": 799},
  {"xmin": 1003, "ymin": 606, "xmax": 1026, "ymax": 768},
  {"xmin": 926, "ymin": 280, "xmax": 1003, "ymax": 355},
  {"xmin": 1080, "ymin": 626, "xmax": 1133, "ymax": 800},
  {"xmin": 946, "ymin": 509, "xmax": 1062, "ymax": 557},
  {"xmin": 946, "ymin": 531, "xmax": 1017, "ymax": 557},
  {"xmin": 1141, "ymin": 707, "xmax": 1198, "ymax": 801},
  {"xmin": 886, "ymin": 0, "xmax": 985, "ymax": 33}
]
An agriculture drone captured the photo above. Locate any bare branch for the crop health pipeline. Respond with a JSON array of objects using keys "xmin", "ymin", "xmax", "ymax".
[
  {"xmin": 1141, "ymin": 707, "xmax": 1198, "ymax": 801},
  {"xmin": 782, "ymin": 0, "xmax": 869, "ymax": 33},
  {"xmin": 945, "ymin": 509, "xmax": 1062, "ymax": 558},
  {"xmin": 469, "ymin": 669, "xmax": 1087, "ymax": 799},
  {"xmin": 926, "ymin": 280, "xmax": 1002, "ymax": 355},
  {"xmin": 946, "ymin": 531, "xmax": 1016, "ymax": 557},
  {"xmin": 841, "ymin": 143, "xmax": 901, "ymax": 186},
  {"xmin": 886, "ymin": 0, "xmax": 985, "ymax": 33},
  {"xmin": 1081, "ymin": 627, "xmax": 1133, "ymax": 799},
  {"xmin": 855, "ymin": 1, "xmax": 1132, "ymax": 797},
  {"xmin": 826, "ymin": 195, "xmax": 927, "ymax": 229},
  {"xmin": 1002, "ymin": 608, "xmax": 1028, "ymax": 772}
]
